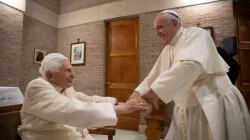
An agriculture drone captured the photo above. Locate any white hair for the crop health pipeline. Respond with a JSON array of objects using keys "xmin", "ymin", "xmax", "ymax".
[
  {"xmin": 159, "ymin": 10, "xmax": 183, "ymax": 28},
  {"xmin": 39, "ymin": 53, "xmax": 68, "ymax": 78}
]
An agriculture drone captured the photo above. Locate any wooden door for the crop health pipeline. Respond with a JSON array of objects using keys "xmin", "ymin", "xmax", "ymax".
[
  {"xmin": 234, "ymin": 2, "xmax": 250, "ymax": 111},
  {"xmin": 106, "ymin": 18, "xmax": 140, "ymax": 130}
]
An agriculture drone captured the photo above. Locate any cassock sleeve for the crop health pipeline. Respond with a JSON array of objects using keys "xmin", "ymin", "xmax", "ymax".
[
  {"xmin": 24, "ymin": 80, "xmax": 118, "ymax": 129},
  {"xmin": 151, "ymin": 61, "xmax": 203, "ymax": 104},
  {"xmin": 134, "ymin": 51, "xmax": 165, "ymax": 94},
  {"xmin": 67, "ymin": 87, "xmax": 117, "ymax": 105},
  {"xmin": 76, "ymin": 93, "xmax": 117, "ymax": 105}
]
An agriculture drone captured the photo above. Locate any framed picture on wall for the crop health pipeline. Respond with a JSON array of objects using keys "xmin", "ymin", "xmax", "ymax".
[
  {"xmin": 70, "ymin": 41, "xmax": 86, "ymax": 65},
  {"xmin": 203, "ymin": 26, "xmax": 214, "ymax": 40},
  {"xmin": 33, "ymin": 49, "xmax": 47, "ymax": 64}
]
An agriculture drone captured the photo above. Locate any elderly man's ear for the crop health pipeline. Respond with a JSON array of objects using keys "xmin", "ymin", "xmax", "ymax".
[{"xmin": 45, "ymin": 71, "xmax": 53, "ymax": 80}]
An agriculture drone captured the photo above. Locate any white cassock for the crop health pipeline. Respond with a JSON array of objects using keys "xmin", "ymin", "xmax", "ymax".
[
  {"xmin": 18, "ymin": 77, "xmax": 118, "ymax": 140},
  {"xmin": 135, "ymin": 27, "xmax": 250, "ymax": 140}
]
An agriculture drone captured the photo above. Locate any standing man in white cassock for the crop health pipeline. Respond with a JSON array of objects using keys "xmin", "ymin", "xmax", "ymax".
[
  {"xmin": 128, "ymin": 10, "xmax": 250, "ymax": 140},
  {"xmin": 18, "ymin": 53, "xmax": 148, "ymax": 140}
]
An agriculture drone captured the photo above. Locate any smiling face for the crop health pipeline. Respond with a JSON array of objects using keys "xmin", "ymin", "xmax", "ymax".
[
  {"xmin": 153, "ymin": 13, "xmax": 179, "ymax": 45},
  {"xmin": 47, "ymin": 59, "xmax": 76, "ymax": 90}
]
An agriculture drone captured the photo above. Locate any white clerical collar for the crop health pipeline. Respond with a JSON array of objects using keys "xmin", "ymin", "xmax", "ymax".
[{"xmin": 169, "ymin": 27, "xmax": 184, "ymax": 46}]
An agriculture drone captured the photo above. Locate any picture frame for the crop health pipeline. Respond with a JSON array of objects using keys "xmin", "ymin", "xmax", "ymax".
[
  {"xmin": 70, "ymin": 41, "xmax": 86, "ymax": 65},
  {"xmin": 203, "ymin": 26, "xmax": 214, "ymax": 40},
  {"xmin": 33, "ymin": 49, "xmax": 47, "ymax": 64}
]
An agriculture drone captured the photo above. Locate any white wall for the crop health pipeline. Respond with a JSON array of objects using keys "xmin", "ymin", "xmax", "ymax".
[{"xmin": 0, "ymin": 0, "xmax": 26, "ymax": 12}]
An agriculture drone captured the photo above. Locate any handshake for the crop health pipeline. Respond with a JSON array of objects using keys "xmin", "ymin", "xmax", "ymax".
[{"xmin": 114, "ymin": 88, "xmax": 159, "ymax": 115}]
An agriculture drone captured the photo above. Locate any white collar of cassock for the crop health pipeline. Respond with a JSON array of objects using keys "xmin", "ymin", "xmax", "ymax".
[
  {"xmin": 169, "ymin": 27, "xmax": 184, "ymax": 46},
  {"xmin": 51, "ymin": 83, "xmax": 63, "ymax": 93},
  {"xmin": 40, "ymin": 77, "xmax": 65, "ymax": 94}
]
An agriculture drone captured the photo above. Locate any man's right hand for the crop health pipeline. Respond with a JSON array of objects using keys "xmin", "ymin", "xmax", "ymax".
[{"xmin": 114, "ymin": 98, "xmax": 149, "ymax": 115}]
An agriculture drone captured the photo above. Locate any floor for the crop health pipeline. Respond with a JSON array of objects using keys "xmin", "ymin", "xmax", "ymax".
[{"xmin": 92, "ymin": 129, "xmax": 147, "ymax": 140}]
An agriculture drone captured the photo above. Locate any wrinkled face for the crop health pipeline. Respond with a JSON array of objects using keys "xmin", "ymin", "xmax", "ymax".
[
  {"xmin": 153, "ymin": 14, "xmax": 178, "ymax": 45},
  {"xmin": 48, "ymin": 59, "xmax": 76, "ymax": 90}
]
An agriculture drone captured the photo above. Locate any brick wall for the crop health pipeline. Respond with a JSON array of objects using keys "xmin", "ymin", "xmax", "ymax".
[
  {"xmin": 58, "ymin": 21, "xmax": 106, "ymax": 96},
  {"xmin": 19, "ymin": 16, "xmax": 58, "ymax": 92},
  {"xmin": 32, "ymin": 0, "xmax": 60, "ymax": 14},
  {"xmin": 177, "ymin": 1, "xmax": 235, "ymax": 46},
  {"xmin": 0, "ymin": 3, "xmax": 23, "ymax": 87},
  {"xmin": 139, "ymin": 1, "xmax": 234, "ymax": 126}
]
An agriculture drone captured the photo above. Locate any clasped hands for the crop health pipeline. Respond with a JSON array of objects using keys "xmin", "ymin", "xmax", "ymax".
[{"xmin": 114, "ymin": 88, "xmax": 159, "ymax": 115}]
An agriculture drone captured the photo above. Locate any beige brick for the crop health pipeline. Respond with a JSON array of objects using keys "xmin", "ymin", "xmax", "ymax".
[
  {"xmin": 58, "ymin": 21, "xmax": 106, "ymax": 96},
  {"xmin": 0, "ymin": 3, "xmax": 23, "ymax": 87},
  {"xmin": 19, "ymin": 16, "xmax": 58, "ymax": 92}
]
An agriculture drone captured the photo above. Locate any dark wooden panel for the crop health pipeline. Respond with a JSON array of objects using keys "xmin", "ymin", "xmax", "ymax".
[
  {"xmin": 108, "ymin": 83, "xmax": 137, "ymax": 90},
  {"xmin": 109, "ymin": 56, "xmax": 137, "ymax": 83},
  {"xmin": 111, "ymin": 21, "xmax": 137, "ymax": 52},
  {"xmin": 0, "ymin": 104, "xmax": 22, "ymax": 113},
  {"xmin": 110, "ymin": 51, "xmax": 137, "ymax": 56},
  {"xmin": 234, "ymin": 2, "xmax": 250, "ymax": 112},
  {"xmin": 236, "ymin": 3, "xmax": 250, "ymax": 43},
  {"xmin": 237, "ymin": 11, "xmax": 250, "ymax": 43},
  {"xmin": 241, "ymin": 90, "xmax": 250, "ymax": 111},
  {"xmin": 107, "ymin": 89, "xmax": 134, "ymax": 103},
  {"xmin": 88, "ymin": 127, "xmax": 115, "ymax": 137},
  {"xmin": 115, "ymin": 115, "xmax": 139, "ymax": 131},
  {"xmin": 0, "ymin": 111, "xmax": 21, "ymax": 140},
  {"xmin": 239, "ymin": 48, "xmax": 250, "ymax": 87}
]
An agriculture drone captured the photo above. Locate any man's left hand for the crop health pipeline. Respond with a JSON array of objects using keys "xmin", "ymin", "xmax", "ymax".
[{"xmin": 141, "ymin": 88, "xmax": 159, "ymax": 109}]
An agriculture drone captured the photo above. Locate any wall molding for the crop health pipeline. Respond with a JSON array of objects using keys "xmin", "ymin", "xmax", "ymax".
[
  {"xmin": 58, "ymin": 0, "xmax": 226, "ymax": 28},
  {"xmin": 25, "ymin": 0, "xmax": 58, "ymax": 28},
  {"xmin": 22, "ymin": 0, "xmax": 228, "ymax": 28}
]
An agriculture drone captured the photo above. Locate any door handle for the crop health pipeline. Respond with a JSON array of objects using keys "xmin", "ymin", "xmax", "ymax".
[{"xmin": 107, "ymin": 82, "xmax": 111, "ymax": 86}]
